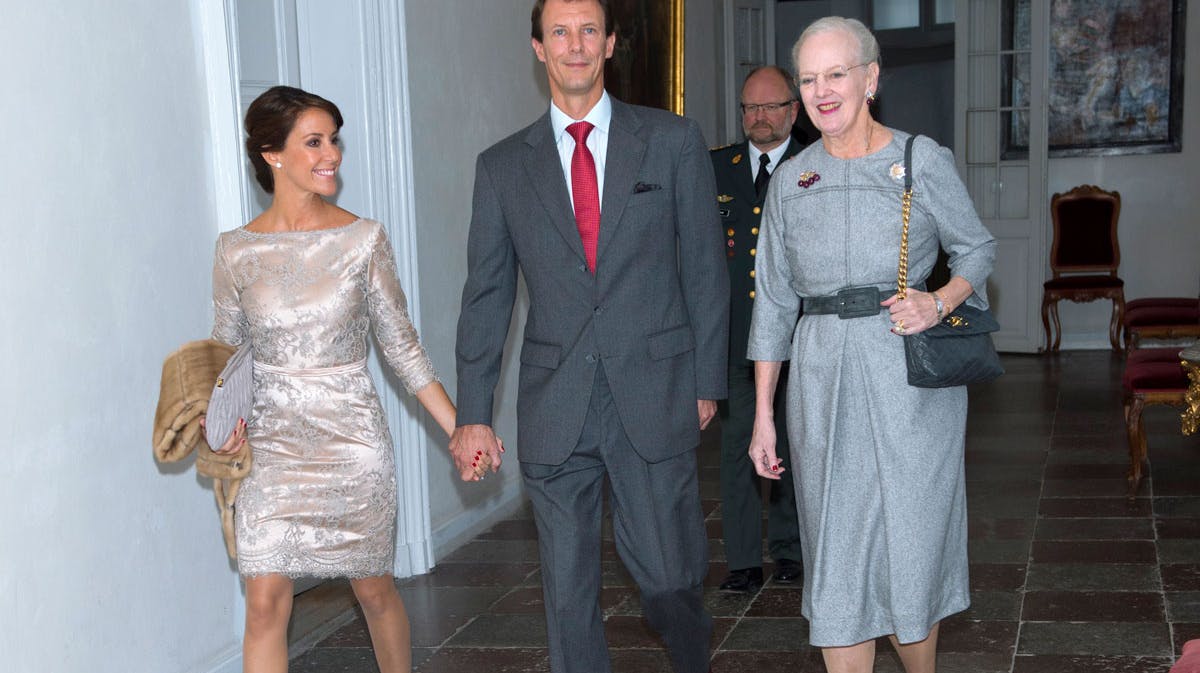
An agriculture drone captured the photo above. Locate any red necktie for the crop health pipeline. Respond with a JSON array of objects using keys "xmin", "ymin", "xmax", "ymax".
[{"xmin": 567, "ymin": 121, "xmax": 600, "ymax": 274}]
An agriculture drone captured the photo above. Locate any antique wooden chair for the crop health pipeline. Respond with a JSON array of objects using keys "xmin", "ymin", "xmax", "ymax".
[
  {"xmin": 1042, "ymin": 185, "xmax": 1125, "ymax": 352},
  {"xmin": 1122, "ymin": 296, "xmax": 1200, "ymax": 354},
  {"xmin": 1122, "ymin": 347, "xmax": 1188, "ymax": 498}
]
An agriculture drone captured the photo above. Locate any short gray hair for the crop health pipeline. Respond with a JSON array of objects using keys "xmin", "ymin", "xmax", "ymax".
[{"xmin": 791, "ymin": 16, "xmax": 880, "ymax": 75}]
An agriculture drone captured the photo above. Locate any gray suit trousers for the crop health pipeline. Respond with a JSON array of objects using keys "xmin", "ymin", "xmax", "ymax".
[{"xmin": 521, "ymin": 365, "xmax": 713, "ymax": 673}]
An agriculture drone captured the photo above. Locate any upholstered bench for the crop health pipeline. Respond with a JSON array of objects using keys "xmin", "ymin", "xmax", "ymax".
[
  {"xmin": 1123, "ymin": 297, "xmax": 1200, "ymax": 354},
  {"xmin": 1123, "ymin": 347, "xmax": 1189, "ymax": 497}
]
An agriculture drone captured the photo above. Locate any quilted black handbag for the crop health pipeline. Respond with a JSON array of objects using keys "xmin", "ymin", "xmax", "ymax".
[{"xmin": 897, "ymin": 135, "xmax": 1004, "ymax": 388}]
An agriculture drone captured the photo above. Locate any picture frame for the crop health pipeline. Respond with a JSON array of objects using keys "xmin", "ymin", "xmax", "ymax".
[
  {"xmin": 604, "ymin": 0, "xmax": 685, "ymax": 115},
  {"xmin": 1045, "ymin": 0, "xmax": 1186, "ymax": 157}
]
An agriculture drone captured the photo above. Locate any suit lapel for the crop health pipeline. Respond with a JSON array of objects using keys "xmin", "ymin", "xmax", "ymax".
[
  {"xmin": 523, "ymin": 114, "xmax": 588, "ymax": 264},
  {"xmin": 596, "ymin": 99, "xmax": 646, "ymax": 261}
]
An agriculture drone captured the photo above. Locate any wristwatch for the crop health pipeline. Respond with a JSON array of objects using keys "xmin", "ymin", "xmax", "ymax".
[{"xmin": 932, "ymin": 293, "xmax": 945, "ymax": 321}]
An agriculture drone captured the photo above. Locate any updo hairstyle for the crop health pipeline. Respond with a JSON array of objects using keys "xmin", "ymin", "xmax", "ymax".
[
  {"xmin": 791, "ymin": 16, "xmax": 881, "ymax": 76},
  {"xmin": 243, "ymin": 86, "xmax": 343, "ymax": 193}
]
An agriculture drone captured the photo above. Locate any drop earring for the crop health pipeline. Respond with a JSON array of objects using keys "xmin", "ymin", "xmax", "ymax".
[{"xmin": 866, "ymin": 90, "xmax": 876, "ymax": 104}]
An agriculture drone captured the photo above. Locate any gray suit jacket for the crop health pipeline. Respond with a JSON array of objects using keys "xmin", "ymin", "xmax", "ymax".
[{"xmin": 456, "ymin": 97, "xmax": 729, "ymax": 465}]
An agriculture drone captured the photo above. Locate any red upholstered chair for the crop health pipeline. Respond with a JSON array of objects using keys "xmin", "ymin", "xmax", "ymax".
[
  {"xmin": 1122, "ymin": 347, "xmax": 1188, "ymax": 497},
  {"xmin": 1172, "ymin": 639, "xmax": 1200, "ymax": 673},
  {"xmin": 1042, "ymin": 185, "xmax": 1124, "ymax": 352},
  {"xmin": 1123, "ymin": 296, "xmax": 1200, "ymax": 354}
]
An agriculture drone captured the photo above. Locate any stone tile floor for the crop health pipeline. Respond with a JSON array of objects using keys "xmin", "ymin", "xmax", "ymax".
[{"xmin": 292, "ymin": 352, "xmax": 1200, "ymax": 672}]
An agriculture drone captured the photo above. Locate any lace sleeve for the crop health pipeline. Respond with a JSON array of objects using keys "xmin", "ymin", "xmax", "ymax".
[
  {"xmin": 211, "ymin": 235, "xmax": 247, "ymax": 346},
  {"xmin": 366, "ymin": 224, "xmax": 438, "ymax": 394}
]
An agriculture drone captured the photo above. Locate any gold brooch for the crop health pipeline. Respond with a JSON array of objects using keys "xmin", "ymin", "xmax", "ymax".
[
  {"xmin": 889, "ymin": 162, "xmax": 906, "ymax": 182},
  {"xmin": 798, "ymin": 171, "xmax": 820, "ymax": 188}
]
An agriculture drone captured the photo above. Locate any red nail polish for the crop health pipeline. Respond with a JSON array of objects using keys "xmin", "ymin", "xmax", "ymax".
[{"xmin": 770, "ymin": 465, "xmax": 778, "ymax": 472}]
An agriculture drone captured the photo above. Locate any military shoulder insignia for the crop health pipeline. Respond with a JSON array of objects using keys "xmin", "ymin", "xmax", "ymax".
[
  {"xmin": 717, "ymin": 194, "xmax": 734, "ymax": 203},
  {"xmin": 709, "ymin": 142, "xmax": 734, "ymax": 152},
  {"xmin": 732, "ymin": 154, "xmax": 743, "ymax": 165}
]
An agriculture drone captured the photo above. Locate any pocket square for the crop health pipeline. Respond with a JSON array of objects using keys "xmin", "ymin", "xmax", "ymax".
[{"xmin": 633, "ymin": 182, "xmax": 662, "ymax": 193}]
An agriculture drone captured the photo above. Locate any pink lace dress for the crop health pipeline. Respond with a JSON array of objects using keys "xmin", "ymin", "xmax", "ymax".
[{"xmin": 211, "ymin": 218, "xmax": 436, "ymax": 578}]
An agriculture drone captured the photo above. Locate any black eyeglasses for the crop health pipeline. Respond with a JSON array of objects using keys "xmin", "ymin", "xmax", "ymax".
[{"xmin": 740, "ymin": 100, "xmax": 795, "ymax": 115}]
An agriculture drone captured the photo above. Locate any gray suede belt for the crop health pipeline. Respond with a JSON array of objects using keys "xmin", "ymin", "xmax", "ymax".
[{"xmin": 800, "ymin": 286, "xmax": 898, "ymax": 319}]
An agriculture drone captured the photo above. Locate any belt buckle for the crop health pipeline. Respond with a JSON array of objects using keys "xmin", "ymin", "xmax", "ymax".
[{"xmin": 835, "ymin": 286, "xmax": 881, "ymax": 319}]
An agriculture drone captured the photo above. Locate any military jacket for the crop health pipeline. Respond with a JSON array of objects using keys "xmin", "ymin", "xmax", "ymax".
[{"xmin": 710, "ymin": 139, "xmax": 801, "ymax": 364}]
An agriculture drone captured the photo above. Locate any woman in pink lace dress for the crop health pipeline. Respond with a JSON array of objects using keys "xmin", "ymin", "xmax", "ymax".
[{"xmin": 209, "ymin": 86, "xmax": 492, "ymax": 673}]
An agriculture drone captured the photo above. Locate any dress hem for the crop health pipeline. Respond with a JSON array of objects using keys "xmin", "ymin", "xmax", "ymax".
[{"xmin": 804, "ymin": 595, "xmax": 970, "ymax": 648}]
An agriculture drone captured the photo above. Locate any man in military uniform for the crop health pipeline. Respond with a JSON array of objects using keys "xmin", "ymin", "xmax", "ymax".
[{"xmin": 711, "ymin": 65, "xmax": 804, "ymax": 593}]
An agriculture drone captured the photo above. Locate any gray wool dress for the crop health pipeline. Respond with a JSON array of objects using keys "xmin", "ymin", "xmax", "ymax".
[{"xmin": 746, "ymin": 130, "xmax": 996, "ymax": 647}]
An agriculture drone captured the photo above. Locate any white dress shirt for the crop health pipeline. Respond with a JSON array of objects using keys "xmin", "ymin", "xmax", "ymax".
[
  {"xmin": 550, "ymin": 91, "xmax": 612, "ymax": 214},
  {"xmin": 747, "ymin": 137, "xmax": 792, "ymax": 182}
]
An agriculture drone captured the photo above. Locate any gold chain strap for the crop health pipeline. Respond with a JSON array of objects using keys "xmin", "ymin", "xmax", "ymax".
[{"xmin": 897, "ymin": 186, "xmax": 912, "ymax": 301}]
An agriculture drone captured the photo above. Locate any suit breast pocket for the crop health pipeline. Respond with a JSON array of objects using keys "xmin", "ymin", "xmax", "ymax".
[{"xmin": 627, "ymin": 188, "xmax": 668, "ymax": 209}]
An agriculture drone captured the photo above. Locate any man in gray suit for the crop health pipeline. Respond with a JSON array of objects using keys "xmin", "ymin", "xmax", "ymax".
[{"xmin": 450, "ymin": 1, "xmax": 728, "ymax": 672}]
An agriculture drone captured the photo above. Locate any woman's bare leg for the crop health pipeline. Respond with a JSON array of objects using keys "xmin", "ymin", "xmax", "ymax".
[
  {"xmin": 822, "ymin": 639, "xmax": 876, "ymax": 673},
  {"xmin": 888, "ymin": 623, "xmax": 939, "ymax": 673},
  {"xmin": 351, "ymin": 575, "xmax": 411, "ymax": 673},
  {"xmin": 243, "ymin": 574, "xmax": 294, "ymax": 673}
]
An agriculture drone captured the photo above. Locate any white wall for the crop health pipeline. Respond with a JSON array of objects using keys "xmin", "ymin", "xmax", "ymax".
[
  {"xmin": 0, "ymin": 2, "xmax": 240, "ymax": 672},
  {"xmin": 403, "ymin": 2, "xmax": 546, "ymax": 556},
  {"xmin": 1047, "ymin": 5, "xmax": 1200, "ymax": 349}
]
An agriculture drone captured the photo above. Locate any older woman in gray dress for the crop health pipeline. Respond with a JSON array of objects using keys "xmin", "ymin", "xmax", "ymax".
[{"xmin": 745, "ymin": 17, "xmax": 995, "ymax": 673}]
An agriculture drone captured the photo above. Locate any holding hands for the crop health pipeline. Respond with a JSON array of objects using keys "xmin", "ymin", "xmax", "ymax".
[{"xmin": 449, "ymin": 423, "xmax": 505, "ymax": 482}]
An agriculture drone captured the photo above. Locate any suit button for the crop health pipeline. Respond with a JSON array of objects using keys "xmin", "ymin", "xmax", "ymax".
[
  {"xmin": 585, "ymin": 354, "xmax": 597, "ymax": 363},
  {"xmin": 749, "ymin": 290, "xmax": 756, "ymax": 299},
  {"xmin": 578, "ymin": 264, "xmax": 588, "ymax": 272},
  {"xmin": 749, "ymin": 270, "xmax": 756, "ymax": 278},
  {"xmin": 751, "ymin": 227, "xmax": 759, "ymax": 235},
  {"xmin": 753, "ymin": 206, "xmax": 761, "ymax": 215},
  {"xmin": 593, "ymin": 306, "xmax": 603, "ymax": 314},
  {"xmin": 750, "ymin": 248, "xmax": 757, "ymax": 256}
]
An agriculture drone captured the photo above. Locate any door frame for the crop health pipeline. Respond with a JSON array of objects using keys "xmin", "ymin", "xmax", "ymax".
[
  {"xmin": 953, "ymin": 0, "xmax": 1049, "ymax": 353},
  {"xmin": 723, "ymin": 0, "xmax": 776, "ymax": 143}
]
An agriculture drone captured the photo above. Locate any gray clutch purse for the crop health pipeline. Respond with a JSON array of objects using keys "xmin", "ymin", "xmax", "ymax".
[{"xmin": 205, "ymin": 341, "xmax": 253, "ymax": 447}]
